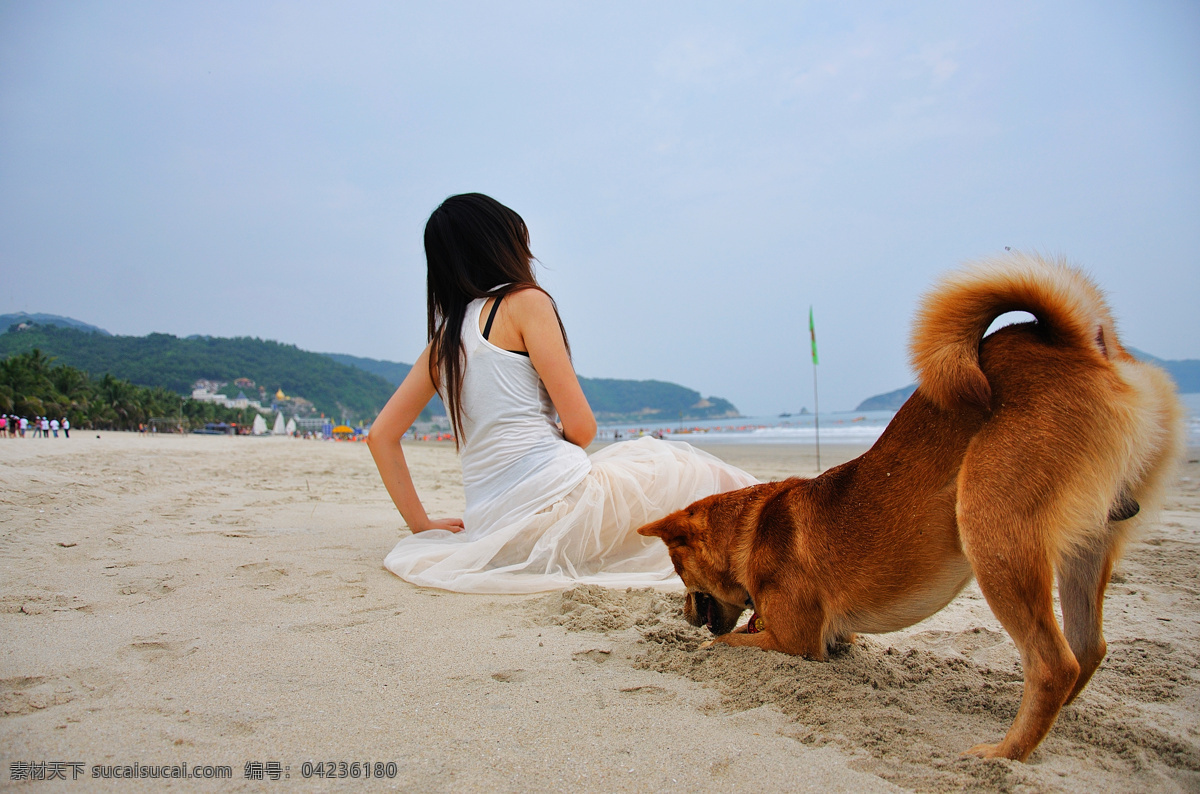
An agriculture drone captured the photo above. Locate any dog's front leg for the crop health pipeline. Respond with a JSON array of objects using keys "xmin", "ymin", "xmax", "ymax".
[
  {"xmin": 703, "ymin": 602, "xmax": 831, "ymax": 659},
  {"xmin": 707, "ymin": 628, "xmax": 827, "ymax": 659}
]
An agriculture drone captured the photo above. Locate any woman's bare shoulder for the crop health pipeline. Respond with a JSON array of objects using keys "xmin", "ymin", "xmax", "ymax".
[{"xmin": 506, "ymin": 286, "xmax": 557, "ymax": 316}]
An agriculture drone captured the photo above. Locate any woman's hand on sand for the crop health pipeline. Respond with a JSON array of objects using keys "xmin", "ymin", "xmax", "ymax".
[{"xmin": 413, "ymin": 517, "xmax": 465, "ymax": 533}]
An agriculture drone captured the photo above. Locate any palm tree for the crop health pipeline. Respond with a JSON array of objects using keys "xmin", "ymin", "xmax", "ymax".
[{"xmin": 96, "ymin": 373, "xmax": 143, "ymax": 429}]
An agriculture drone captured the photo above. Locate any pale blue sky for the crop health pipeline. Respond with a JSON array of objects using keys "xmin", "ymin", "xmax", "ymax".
[{"xmin": 2, "ymin": 1, "xmax": 1197, "ymax": 414}]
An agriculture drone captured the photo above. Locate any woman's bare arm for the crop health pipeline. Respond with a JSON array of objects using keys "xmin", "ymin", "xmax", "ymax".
[
  {"xmin": 510, "ymin": 289, "xmax": 597, "ymax": 448},
  {"xmin": 366, "ymin": 344, "xmax": 464, "ymax": 533}
]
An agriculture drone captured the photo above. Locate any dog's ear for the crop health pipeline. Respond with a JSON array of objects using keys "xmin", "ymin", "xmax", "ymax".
[{"xmin": 637, "ymin": 514, "xmax": 692, "ymax": 547}]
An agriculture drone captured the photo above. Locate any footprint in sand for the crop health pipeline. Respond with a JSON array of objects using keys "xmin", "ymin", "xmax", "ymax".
[
  {"xmin": 116, "ymin": 576, "xmax": 175, "ymax": 598},
  {"xmin": 618, "ymin": 685, "xmax": 675, "ymax": 704},
  {"xmin": 122, "ymin": 636, "xmax": 195, "ymax": 664},
  {"xmin": 490, "ymin": 669, "xmax": 529, "ymax": 683},
  {"xmin": 5, "ymin": 593, "xmax": 91, "ymax": 615},
  {"xmin": 1, "ymin": 676, "xmax": 78, "ymax": 715},
  {"xmin": 572, "ymin": 649, "xmax": 612, "ymax": 664},
  {"xmin": 235, "ymin": 561, "xmax": 289, "ymax": 588}
]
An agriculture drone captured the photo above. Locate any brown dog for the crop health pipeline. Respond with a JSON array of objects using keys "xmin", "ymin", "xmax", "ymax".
[{"xmin": 638, "ymin": 253, "xmax": 1184, "ymax": 761}]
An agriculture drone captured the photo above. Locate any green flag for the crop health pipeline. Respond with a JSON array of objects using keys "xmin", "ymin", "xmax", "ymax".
[{"xmin": 809, "ymin": 306, "xmax": 819, "ymax": 365}]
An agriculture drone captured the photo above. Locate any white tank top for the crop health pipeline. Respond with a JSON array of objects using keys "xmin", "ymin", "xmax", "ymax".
[{"xmin": 452, "ymin": 297, "xmax": 592, "ymax": 533}]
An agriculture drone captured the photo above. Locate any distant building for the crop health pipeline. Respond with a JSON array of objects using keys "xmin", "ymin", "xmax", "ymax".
[
  {"xmin": 226, "ymin": 391, "xmax": 263, "ymax": 410},
  {"xmin": 189, "ymin": 380, "xmax": 262, "ymax": 410},
  {"xmin": 190, "ymin": 387, "xmax": 229, "ymax": 404}
]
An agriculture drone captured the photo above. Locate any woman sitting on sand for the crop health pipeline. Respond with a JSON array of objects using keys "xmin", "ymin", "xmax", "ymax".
[{"xmin": 369, "ymin": 193, "xmax": 756, "ymax": 594}]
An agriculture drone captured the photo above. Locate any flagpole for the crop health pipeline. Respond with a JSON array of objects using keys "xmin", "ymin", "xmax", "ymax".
[
  {"xmin": 809, "ymin": 305, "xmax": 821, "ymax": 472},
  {"xmin": 813, "ymin": 357, "xmax": 821, "ymax": 472}
]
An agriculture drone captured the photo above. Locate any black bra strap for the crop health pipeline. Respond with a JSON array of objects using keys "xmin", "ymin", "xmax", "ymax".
[
  {"xmin": 482, "ymin": 294, "xmax": 503, "ymax": 340},
  {"xmin": 481, "ymin": 293, "xmax": 530, "ymax": 356}
]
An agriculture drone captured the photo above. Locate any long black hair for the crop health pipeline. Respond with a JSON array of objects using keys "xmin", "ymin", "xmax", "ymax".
[{"xmin": 424, "ymin": 193, "xmax": 569, "ymax": 444}]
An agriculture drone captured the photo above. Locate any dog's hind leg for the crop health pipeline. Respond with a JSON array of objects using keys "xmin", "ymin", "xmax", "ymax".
[
  {"xmin": 1057, "ymin": 539, "xmax": 1117, "ymax": 705},
  {"xmin": 959, "ymin": 518, "xmax": 1080, "ymax": 761}
]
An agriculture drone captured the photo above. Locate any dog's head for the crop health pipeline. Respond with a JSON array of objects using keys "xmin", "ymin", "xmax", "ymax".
[{"xmin": 637, "ymin": 489, "xmax": 759, "ymax": 635}]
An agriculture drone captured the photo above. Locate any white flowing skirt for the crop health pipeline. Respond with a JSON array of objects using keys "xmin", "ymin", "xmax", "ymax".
[{"xmin": 383, "ymin": 436, "xmax": 757, "ymax": 594}]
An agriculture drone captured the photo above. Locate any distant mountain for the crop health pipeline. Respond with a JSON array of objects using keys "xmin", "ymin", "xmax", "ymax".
[
  {"xmin": 855, "ymin": 350, "xmax": 1199, "ymax": 411},
  {"xmin": 323, "ymin": 352, "xmax": 413, "ymax": 386},
  {"xmin": 1128, "ymin": 348, "xmax": 1200, "ymax": 393},
  {"xmin": 855, "ymin": 385, "xmax": 917, "ymax": 412},
  {"xmin": 1, "ymin": 312, "xmax": 110, "ymax": 336},
  {"xmin": 577, "ymin": 377, "xmax": 737, "ymax": 421},
  {"xmin": 322, "ymin": 352, "xmax": 446, "ymax": 415},
  {"xmin": 0, "ymin": 318, "xmax": 742, "ymax": 422},
  {"xmin": 1159, "ymin": 360, "xmax": 1200, "ymax": 393}
]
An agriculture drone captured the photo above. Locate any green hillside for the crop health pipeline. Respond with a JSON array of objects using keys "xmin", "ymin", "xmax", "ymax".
[
  {"xmin": 577, "ymin": 377, "xmax": 737, "ymax": 421},
  {"xmin": 0, "ymin": 325, "xmax": 393, "ymax": 421},
  {"xmin": 1, "ymin": 312, "xmax": 111, "ymax": 336},
  {"xmin": 323, "ymin": 352, "xmax": 413, "ymax": 386}
]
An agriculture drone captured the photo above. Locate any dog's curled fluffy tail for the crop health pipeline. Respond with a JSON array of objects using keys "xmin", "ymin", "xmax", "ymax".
[{"xmin": 910, "ymin": 252, "xmax": 1119, "ymax": 411}]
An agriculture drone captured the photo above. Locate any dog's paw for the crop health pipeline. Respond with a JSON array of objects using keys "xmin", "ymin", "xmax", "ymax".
[
  {"xmin": 698, "ymin": 639, "xmax": 716, "ymax": 650},
  {"xmin": 963, "ymin": 742, "xmax": 1009, "ymax": 760}
]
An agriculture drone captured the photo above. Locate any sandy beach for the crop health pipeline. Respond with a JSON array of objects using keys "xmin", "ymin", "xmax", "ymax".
[{"xmin": 2, "ymin": 432, "xmax": 1197, "ymax": 791}]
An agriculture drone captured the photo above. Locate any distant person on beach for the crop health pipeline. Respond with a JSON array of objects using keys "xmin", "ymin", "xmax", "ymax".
[
  {"xmin": 61, "ymin": 417, "xmax": 70, "ymax": 439},
  {"xmin": 40, "ymin": 417, "xmax": 50, "ymax": 438},
  {"xmin": 50, "ymin": 418, "xmax": 59, "ymax": 438},
  {"xmin": 369, "ymin": 193, "xmax": 755, "ymax": 593}
]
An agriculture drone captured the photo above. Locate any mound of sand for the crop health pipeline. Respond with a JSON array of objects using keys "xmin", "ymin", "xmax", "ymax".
[{"xmin": 529, "ymin": 506, "xmax": 1200, "ymax": 793}]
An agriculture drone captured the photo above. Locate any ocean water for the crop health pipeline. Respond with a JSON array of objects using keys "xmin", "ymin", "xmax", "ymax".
[
  {"xmin": 1181, "ymin": 392, "xmax": 1200, "ymax": 445},
  {"xmin": 598, "ymin": 410, "xmax": 895, "ymax": 445},
  {"xmin": 600, "ymin": 393, "xmax": 1200, "ymax": 446}
]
